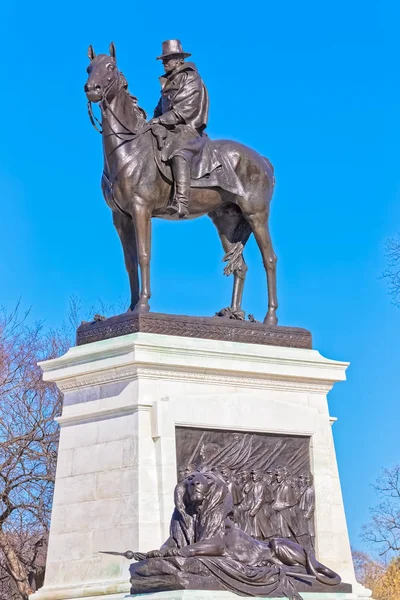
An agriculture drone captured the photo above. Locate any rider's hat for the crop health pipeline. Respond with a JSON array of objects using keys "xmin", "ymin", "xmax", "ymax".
[{"xmin": 156, "ymin": 39, "xmax": 191, "ymax": 60}]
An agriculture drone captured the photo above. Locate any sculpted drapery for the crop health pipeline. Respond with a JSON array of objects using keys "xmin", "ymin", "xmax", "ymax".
[{"xmin": 129, "ymin": 470, "xmax": 341, "ymax": 599}]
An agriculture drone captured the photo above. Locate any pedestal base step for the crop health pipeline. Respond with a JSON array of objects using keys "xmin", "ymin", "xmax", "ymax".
[
  {"xmin": 76, "ymin": 312, "xmax": 312, "ymax": 349},
  {"xmin": 128, "ymin": 590, "xmax": 356, "ymax": 600}
]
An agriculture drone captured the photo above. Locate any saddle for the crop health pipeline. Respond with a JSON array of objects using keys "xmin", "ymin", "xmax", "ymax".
[{"xmin": 151, "ymin": 127, "xmax": 245, "ymax": 197}]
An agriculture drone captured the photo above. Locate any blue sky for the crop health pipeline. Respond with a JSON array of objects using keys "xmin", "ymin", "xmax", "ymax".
[{"xmin": 2, "ymin": 0, "xmax": 399, "ymax": 553}]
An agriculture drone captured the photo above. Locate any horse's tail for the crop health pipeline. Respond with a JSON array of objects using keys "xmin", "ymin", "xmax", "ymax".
[
  {"xmin": 263, "ymin": 156, "xmax": 275, "ymax": 188},
  {"xmin": 305, "ymin": 550, "xmax": 341, "ymax": 586}
]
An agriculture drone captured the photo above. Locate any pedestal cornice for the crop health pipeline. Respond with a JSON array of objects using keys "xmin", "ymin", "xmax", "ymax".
[{"xmin": 39, "ymin": 332, "xmax": 348, "ymax": 396}]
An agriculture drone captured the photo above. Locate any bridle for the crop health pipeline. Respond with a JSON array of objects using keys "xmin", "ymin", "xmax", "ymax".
[{"xmin": 87, "ymin": 72, "xmax": 144, "ymax": 140}]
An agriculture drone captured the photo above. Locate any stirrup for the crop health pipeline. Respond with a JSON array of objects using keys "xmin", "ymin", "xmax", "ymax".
[
  {"xmin": 165, "ymin": 204, "xmax": 180, "ymax": 216},
  {"xmin": 165, "ymin": 200, "xmax": 189, "ymax": 218}
]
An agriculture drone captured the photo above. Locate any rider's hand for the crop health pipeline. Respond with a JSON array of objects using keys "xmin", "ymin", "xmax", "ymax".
[{"xmin": 148, "ymin": 117, "xmax": 160, "ymax": 126}]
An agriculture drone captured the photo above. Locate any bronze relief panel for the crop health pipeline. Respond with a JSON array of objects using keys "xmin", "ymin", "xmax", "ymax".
[{"xmin": 176, "ymin": 426, "xmax": 316, "ymax": 553}]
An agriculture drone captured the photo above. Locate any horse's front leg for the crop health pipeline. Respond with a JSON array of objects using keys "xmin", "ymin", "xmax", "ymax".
[
  {"xmin": 132, "ymin": 202, "xmax": 151, "ymax": 313},
  {"xmin": 112, "ymin": 211, "xmax": 139, "ymax": 311}
]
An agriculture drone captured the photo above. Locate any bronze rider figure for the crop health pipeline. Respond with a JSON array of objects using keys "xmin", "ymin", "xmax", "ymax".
[{"xmin": 150, "ymin": 40, "xmax": 209, "ymax": 218}]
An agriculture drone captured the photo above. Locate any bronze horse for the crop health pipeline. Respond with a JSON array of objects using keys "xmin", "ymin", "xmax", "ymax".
[{"xmin": 84, "ymin": 43, "xmax": 278, "ymax": 325}]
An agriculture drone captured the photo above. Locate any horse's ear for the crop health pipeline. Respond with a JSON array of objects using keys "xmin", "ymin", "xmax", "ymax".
[
  {"xmin": 88, "ymin": 45, "xmax": 96, "ymax": 61},
  {"xmin": 109, "ymin": 41, "xmax": 116, "ymax": 61}
]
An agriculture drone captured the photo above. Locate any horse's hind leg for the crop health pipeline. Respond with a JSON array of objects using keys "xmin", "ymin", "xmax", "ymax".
[
  {"xmin": 112, "ymin": 211, "xmax": 139, "ymax": 311},
  {"xmin": 245, "ymin": 207, "xmax": 278, "ymax": 325},
  {"xmin": 209, "ymin": 206, "xmax": 251, "ymax": 316}
]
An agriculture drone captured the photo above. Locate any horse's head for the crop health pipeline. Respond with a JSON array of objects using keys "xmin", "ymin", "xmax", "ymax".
[{"xmin": 84, "ymin": 42, "xmax": 120, "ymax": 103}]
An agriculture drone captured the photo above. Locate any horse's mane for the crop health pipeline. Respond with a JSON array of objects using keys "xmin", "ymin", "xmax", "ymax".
[
  {"xmin": 178, "ymin": 471, "xmax": 232, "ymax": 543},
  {"xmin": 119, "ymin": 71, "xmax": 147, "ymax": 121}
]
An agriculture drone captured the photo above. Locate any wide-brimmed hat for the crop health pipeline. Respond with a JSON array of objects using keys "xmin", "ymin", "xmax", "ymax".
[{"xmin": 157, "ymin": 39, "xmax": 191, "ymax": 60}]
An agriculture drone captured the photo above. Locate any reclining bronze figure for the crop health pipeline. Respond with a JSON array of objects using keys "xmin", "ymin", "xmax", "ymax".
[{"xmin": 121, "ymin": 469, "xmax": 342, "ymax": 599}]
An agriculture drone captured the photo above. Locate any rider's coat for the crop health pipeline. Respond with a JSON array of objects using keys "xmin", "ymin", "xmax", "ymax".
[
  {"xmin": 153, "ymin": 62, "xmax": 220, "ymax": 178},
  {"xmin": 154, "ymin": 62, "xmax": 208, "ymax": 132}
]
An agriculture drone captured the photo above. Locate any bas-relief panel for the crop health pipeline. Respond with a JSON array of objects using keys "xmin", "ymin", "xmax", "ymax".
[{"xmin": 175, "ymin": 427, "xmax": 316, "ymax": 553}]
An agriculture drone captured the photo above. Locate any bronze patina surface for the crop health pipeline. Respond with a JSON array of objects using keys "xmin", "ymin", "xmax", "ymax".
[
  {"xmin": 126, "ymin": 469, "xmax": 346, "ymax": 599},
  {"xmin": 176, "ymin": 428, "xmax": 315, "ymax": 553},
  {"xmin": 84, "ymin": 41, "xmax": 279, "ymax": 327},
  {"xmin": 76, "ymin": 312, "xmax": 312, "ymax": 348}
]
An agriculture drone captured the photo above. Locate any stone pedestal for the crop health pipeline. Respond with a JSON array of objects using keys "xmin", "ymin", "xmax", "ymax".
[
  {"xmin": 31, "ymin": 331, "xmax": 371, "ymax": 600},
  {"xmin": 127, "ymin": 593, "xmax": 356, "ymax": 600}
]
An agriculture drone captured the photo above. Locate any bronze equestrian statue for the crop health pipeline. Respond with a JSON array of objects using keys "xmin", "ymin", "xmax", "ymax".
[{"xmin": 84, "ymin": 41, "xmax": 278, "ymax": 325}]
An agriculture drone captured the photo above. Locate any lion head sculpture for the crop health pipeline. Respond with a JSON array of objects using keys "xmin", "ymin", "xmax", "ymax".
[{"xmin": 174, "ymin": 469, "xmax": 233, "ymax": 545}]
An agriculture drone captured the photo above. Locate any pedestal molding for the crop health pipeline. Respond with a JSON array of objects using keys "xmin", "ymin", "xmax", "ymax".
[
  {"xmin": 30, "ymin": 577, "xmax": 129, "ymax": 600},
  {"xmin": 56, "ymin": 364, "xmax": 335, "ymax": 394},
  {"xmin": 56, "ymin": 398, "xmax": 153, "ymax": 427},
  {"xmin": 39, "ymin": 333, "xmax": 349, "ymax": 385}
]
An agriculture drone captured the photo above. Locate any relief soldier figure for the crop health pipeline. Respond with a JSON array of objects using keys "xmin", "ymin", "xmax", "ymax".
[
  {"xmin": 296, "ymin": 472, "xmax": 316, "ymax": 552},
  {"xmin": 236, "ymin": 470, "xmax": 254, "ymax": 534},
  {"xmin": 249, "ymin": 470, "xmax": 272, "ymax": 539},
  {"xmin": 272, "ymin": 466, "xmax": 299, "ymax": 541},
  {"xmin": 218, "ymin": 464, "xmax": 243, "ymax": 511},
  {"xmin": 261, "ymin": 471, "xmax": 279, "ymax": 539}
]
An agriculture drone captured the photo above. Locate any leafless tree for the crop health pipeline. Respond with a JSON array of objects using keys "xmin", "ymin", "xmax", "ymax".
[
  {"xmin": 382, "ymin": 235, "xmax": 400, "ymax": 306},
  {"xmin": 352, "ymin": 549, "xmax": 385, "ymax": 584},
  {"xmin": 0, "ymin": 303, "xmax": 70, "ymax": 599},
  {"xmin": 362, "ymin": 466, "xmax": 400, "ymax": 557},
  {"xmin": 0, "ymin": 298, "xmax": 125, "ymax": 598}
]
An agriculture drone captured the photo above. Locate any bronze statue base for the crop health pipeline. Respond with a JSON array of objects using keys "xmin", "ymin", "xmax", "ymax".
[
  {"xmin": 76, "ymin": 311, "xmax": 312, "ymax": 348},
  {"xmin": 129, "ymin": 578, "xmax": 353, "ymax": 595},
  {"xmin": 129, "ymin": 557, "xmax": 352, "ymax": 596}
]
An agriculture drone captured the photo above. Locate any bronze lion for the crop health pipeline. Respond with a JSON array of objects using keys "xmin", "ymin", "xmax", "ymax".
[{"xmin": 129, "ymin": 470, "xmax": 341, "ymax": 599}]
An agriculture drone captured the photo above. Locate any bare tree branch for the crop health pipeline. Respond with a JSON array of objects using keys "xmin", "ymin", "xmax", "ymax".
[
  {"xmin": 0, "ymin": 298, "xmax": 118, "ymax": 598},
  {"xmin": 382, "ymin": 235, "xmax": 400, "ymax": 306},
  {"xmin": 0, "ymin": 304, "xmax": 71, "ymax": 599},
  {"xmin": 362, "ymin": 465, "xmax": 400, "ymax": 558}
]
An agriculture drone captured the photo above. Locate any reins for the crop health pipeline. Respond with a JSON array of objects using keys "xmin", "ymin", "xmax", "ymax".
[
  {"xmin": 87, "ymin": 73, "xmax": 145, "ymax": 139},
  {"xmin": 87, "ymin": 101, "xmax": 103, "ymax": 133}
]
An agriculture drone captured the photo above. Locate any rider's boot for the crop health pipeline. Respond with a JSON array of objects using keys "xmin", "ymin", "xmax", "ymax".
[{"xmin": 166, "ymin": 156, "xmax": 190, "ymax": 218}]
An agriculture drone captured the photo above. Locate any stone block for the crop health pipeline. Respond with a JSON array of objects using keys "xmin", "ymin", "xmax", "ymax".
[
  {"xmin": 97, "ymin": 414, "xmax": 136, "ymax": 444},
  {"xmin": 53, "ymin": 473, "xmax": 96, "ymax": 506},
  {"xmin": 48, "ymin": 530, "xmax": 93, "ymax": 562},
  {"xmin": 92, "ymin": 526, "xmax": 135, "ymax": 554},
  {"xmin": 61, "ymin": 498, "xmax": 132, "ymax": 533},
  {"xmin": 95, "ymin": 467, "xmax": 137, "ymax": 499},
  {"xmin": 48, "ymin": 505, "xmax": 67, "ymax": 535},
  {"xmin": 139, "ymin": 466, "xmax": 159, "ymax": 495},
  {"xmin": 59, "ymin": 421, "xmax": 98, "ymax": 449},
  {"xmin": 72, "ymin": 440, "xmax": 124, "ymax": 475},
  {"xmin": 122, "ymin": 437, "xmax": 139, "ymax": 467},
  {"xmin": 137, "ymin": 494, "xmax": 161, "ymax": 523},
  {"xmin": 119, "ymin": 496, "xmax": 139, "ymax": 526},
  {"xmin": 55, "ymin": 449, "xmax": 74, "ymax": 478},
  {"xmin": 41, "ymin": 561, "xmax": 62, "ymax": 587}
]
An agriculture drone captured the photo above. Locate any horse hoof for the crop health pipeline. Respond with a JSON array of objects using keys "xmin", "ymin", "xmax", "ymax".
[
  {"xmin": 264, "ymin": 314, "xmax": 278, "ymax": 326},
  {"xmin": 133, "ymin": 301, "xmax": 151, "ymax": 314},
  {"xmin": 215, "ymin": 307, "xmax": 245, "ymax": 321}
]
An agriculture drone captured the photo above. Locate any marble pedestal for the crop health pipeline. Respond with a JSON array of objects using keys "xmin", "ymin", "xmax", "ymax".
[{"xmin": 30, "ymin": 332, "xmax": 371, "ymax": 600}]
